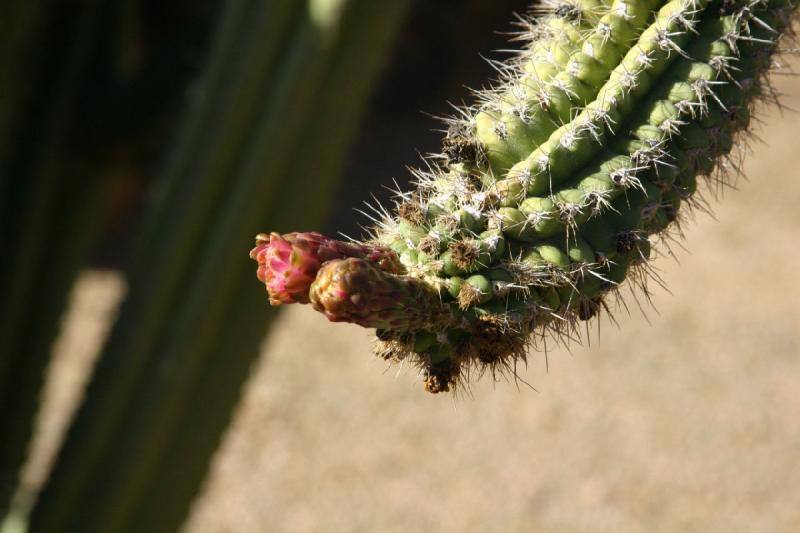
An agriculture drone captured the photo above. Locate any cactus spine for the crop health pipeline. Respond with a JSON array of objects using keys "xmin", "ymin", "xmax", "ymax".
[{"xmin": 252, "ymin": 0, "xmax": 799, "ymax": 393}]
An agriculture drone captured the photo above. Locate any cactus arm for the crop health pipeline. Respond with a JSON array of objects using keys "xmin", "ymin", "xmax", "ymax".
[{"xmin": 251, "ymin": 0, "xmax": 800, "ymax": 393}]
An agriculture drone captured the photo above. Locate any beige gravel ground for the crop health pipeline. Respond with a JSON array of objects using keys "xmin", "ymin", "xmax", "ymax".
[{"xmin": 25, "ymin": 56, "xmax": 800, "ymax": 533}]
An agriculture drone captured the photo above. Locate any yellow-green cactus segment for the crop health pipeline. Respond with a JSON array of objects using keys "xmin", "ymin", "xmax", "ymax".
[
  {"xmin": 499, "ymin": 0, "xmax": 711, "ymax": 199},
  {"xmin": 513, "ymin": 7, "xmax": 772, "ymax": 245},
  {"xmin": 252, "ymin": 0, "xmax": 799, "ymax": 393},
  {"xmin": 474, "ymin": 0, "xmax": 667, "ymax": 175},
  {"xmin": 406, "ymin": 0, "xmax": 793, "ymax": 391}
]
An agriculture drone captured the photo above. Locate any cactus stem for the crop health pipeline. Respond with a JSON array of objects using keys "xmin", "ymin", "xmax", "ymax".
[{"xmin": 250, "ymin": 0, "xmax": 800, "ymax": 393}]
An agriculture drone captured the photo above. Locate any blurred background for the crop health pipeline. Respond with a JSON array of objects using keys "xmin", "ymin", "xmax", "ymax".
[{"xmin": 1, "ymin": 0, "xmax": 799, "ymax": 532}]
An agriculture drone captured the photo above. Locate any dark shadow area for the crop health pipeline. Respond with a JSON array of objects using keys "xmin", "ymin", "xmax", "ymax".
[
  {"xmin": 86, "ymin": 0, "xmax": 534, "ymax": 264},
  {"xmin": 328, "ymin": 0, "xmax": 534, "ymax": 236}
]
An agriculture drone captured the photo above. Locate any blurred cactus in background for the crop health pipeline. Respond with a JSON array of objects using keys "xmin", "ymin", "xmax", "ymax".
[
  {"xmin": 1, "ymin": 0, "xmax": 221, "ymax": 521},
  {"xmin": 0, "ymin": 0, "xmax": 409, "ymax": 531}
]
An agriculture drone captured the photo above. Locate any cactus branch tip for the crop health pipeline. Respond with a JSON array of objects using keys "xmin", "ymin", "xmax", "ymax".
[{"xmin": 250, "ymin": 0, "xmax": 800, "ymax": 393}]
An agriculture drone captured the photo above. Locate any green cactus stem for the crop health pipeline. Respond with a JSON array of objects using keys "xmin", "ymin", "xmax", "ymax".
[{"xmin": 252, "ymin": 0, "xmax": 799, "ymax": 393}]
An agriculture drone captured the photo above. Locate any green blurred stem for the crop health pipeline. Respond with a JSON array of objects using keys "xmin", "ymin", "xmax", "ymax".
[
  {"xmin": 27, "ymin": 0, "xmax": 289, "ymax": 528},
  {"xmin": 0, "ymin": 0, "xmax": 46, "ymax": 174},
  {"xmin": 128, "ymin": 4, "xmax": 411, "ymax": 530},
  {"xmin": 29, "ymin": 0, "xmax": 408, "ymax": 532},
  {"xmin": 0, "ymin": 0, "xmax": 108, "ymax": 517}
]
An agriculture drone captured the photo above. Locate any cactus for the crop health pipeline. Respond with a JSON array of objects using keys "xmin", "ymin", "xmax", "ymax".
[
  {"xmin": 0, "ymin": 1, "xmax": 136, "ymax": 517},
  {"xmin": 252, "ymin": 0, "xmax": 799, "ymax": 393},
  {"xmin": 24, "ymin": 1, "xmax": 410, "ymax": 532}
]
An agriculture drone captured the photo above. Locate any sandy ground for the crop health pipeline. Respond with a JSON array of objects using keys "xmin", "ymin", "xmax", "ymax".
[{"xmin": 25, "ymin": 57, "xmax": 800, "ymax": 533}]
